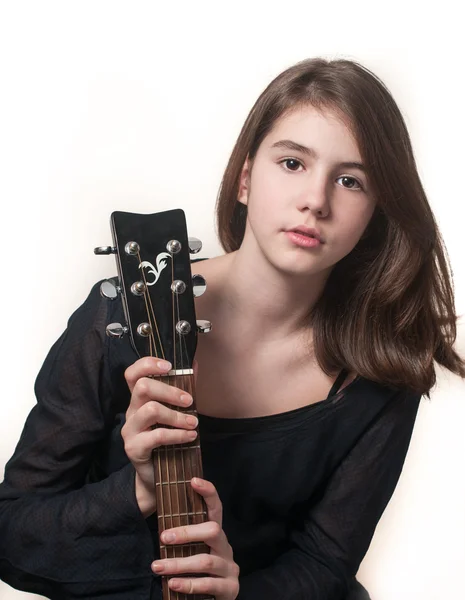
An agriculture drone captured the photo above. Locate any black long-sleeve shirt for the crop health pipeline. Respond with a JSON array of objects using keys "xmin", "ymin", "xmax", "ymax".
[{"xmin": 0, "ymin": 280, "xmax": 422, "ymax": 599}]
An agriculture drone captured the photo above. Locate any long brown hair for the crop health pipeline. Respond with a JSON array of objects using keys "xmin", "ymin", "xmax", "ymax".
[{"xmin": 215, "ymin": 57, "xmax": 465, "ymax": 397}]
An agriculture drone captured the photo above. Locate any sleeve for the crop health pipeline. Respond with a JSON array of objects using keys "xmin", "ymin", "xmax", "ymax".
[
  {"xmin": 0, "ymin": 281, "xmax": 154, "ymax": 598},
  {"xmin": 237, "ymin": 389, "xmax": 422, "ymax": 600}
]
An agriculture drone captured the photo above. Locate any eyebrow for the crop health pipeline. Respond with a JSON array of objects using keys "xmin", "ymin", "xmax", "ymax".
[{"xmin": 270, "ymin": 139, "xmax": 366, "ymax": 173}]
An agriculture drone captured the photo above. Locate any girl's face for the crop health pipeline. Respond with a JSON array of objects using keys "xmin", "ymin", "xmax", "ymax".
[{"xmin": 237, "ymin": 104, "xmax": 376, "ymax": 279}]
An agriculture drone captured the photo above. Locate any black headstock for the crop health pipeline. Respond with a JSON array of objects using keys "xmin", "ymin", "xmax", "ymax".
[{"xmin": 97, "ymin": 209, "xmax": 207, "ymax": 370}]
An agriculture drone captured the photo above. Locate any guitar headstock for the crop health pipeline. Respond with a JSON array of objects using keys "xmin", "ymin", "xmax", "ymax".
[{"xmin": 95, "ymin": 209, "xmax": 210, "ymax": 371}]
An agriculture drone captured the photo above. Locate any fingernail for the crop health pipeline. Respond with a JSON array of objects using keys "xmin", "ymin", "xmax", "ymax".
[
  {"xmin": 180, "ymin": 394, "xmax": 193, "ymax": 405},
  {"xmin": 152, "ymin": 561, "xmax": 164, "ymax": 572},
  {"xmin": 162, "ymin": 532, "xmax": 176, "ymax": 543},
  {"xmin": 193, "ymin": 477, "xmax": 203, "ymax": 486},
  {"xmin": 157, "ymin": 360, "xmax": 172, "ymax": 371},
  {"xmin": 186, "ymin": 415, "xmax": 198, "ymax": 427},
  {"xmin": 169, "ymin": 579, "xmax": 181, "ymax": 589}
]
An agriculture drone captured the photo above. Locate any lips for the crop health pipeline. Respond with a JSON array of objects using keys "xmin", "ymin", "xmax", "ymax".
[{"xmin": 288, "ymin": 226, "xmax": 323, "ymax": 243}]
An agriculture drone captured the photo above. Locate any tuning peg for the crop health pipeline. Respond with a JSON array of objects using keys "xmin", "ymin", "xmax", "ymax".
[
  {"xmin": 94, "ymin": 246, "xmax": 116, "ymax": 255},
  {"xmin": 176, "ymin": 320, "xmax": 191, "ymax": 335},
  {"xmin": 106, "ymin": 323, "xmax": 128, "ymax": 338},
  {"xmin": 192, "ymin": 274, "xmax": 207, "ymax": 297},
  {"xmin": 197, "ymin": 319, "xmax": 212, "ymax": 333},
  {"xmin": 188, "ymin": 237, "xmax": 202, "ymax": 254},
  {"xmin": 100, "ymin": 279, "xmax": 121, "ymax": 300}
]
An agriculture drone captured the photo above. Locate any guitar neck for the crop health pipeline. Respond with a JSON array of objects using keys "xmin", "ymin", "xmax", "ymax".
[{"xmin": 153, "ymin": 374, "xmax": 213, "ymax": 600}]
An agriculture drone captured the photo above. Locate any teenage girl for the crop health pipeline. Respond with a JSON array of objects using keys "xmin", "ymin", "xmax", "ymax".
[{"xmin": 1, "ymin": 57, "xmax": 463, "ymax": 600}]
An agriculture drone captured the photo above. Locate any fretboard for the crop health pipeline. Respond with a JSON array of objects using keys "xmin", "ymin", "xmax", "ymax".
[{"xmin": 153, "ymin": 374, "xmax": 214, "ymax": 600}]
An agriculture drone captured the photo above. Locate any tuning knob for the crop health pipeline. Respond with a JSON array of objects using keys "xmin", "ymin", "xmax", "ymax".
[
  {"xmin": 192, "ymin": 274, "xmax": 206, "ymax": 297},
  {"xmin": 100, "ymin": 279, "xmax": 120, "ymax": 300},
  {"xmin": 94, "ymin": 246, "xmax": 116, "ymax": 255},
  {"xmin": 176, "ymin": 320, "xmax": 191, "ymax": 335},
  {"xmin": 197, "ymin": 320, "xmax": 212, "ymax": 333},
  {"xmin": 188, "ymin": 237, "xmax": 202, "ymax": 254},
  {"xmin": 131, "ymin": 281, "xmax": 147, "ymax": 296},
  {"xmin": 106, "ymin": 323, "xmax": 128, "ymax": 338}
]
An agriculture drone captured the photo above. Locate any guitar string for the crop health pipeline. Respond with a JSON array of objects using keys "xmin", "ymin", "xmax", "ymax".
[
  {"xmin": 172, "ymin": 257, "xmax": 196, "ymax": 576},
  {"xmin": 175, "ymin": 279, "xmax": 191, "ymax": 564},
  {"xmin": 174, "ymin": 268, "xmax": 208, "ymax": 572},
  {"xmin": 170, "ymin": 257, "xmax": 182, "ymax": 569},
  {"xmin": 138, "ymin": 249, "xmax": 200, "ymax": 599},
  {"xmin": 183, "ymin": 336, "xmax": 207, "ymax": 538},
  {"xmin": 176, "ymin": 280, "xmax": 206, "ymax": 599},
  {"xmin": 178, "ymin": 270, "xmax": 208, "ymax": 568},
  {"xmin": 176, "ymin": 263, "xmax": 209, "ymax": 597},
  {"xmin": 170, "ymin": 259, "xmax": 179, "ymax": 571},
  {"xmin": 179, "ymin": 329, "xmax": 196, "ymax": 528},
  {"xmin": 136, "ymin": 251, "xmax": 159, "ymax": 358},
  {"xmin": 177, "ymin": 295, "xmax": 208, "ymax": 579},
  {"xmin": 172, "ymin": 256, "xmax": 202, "ymax": 598},
  {"xmin": 139, "ymin": 252, "xmax": 176, "ymax": 598},
  {"xmin": 171, "ymin": 253, "xmax": 196, "ymax": 598},
  {"xmin": 139, "ymin": 253, "xmax": 164, "ymax": 360},
  {"xmin": 136, "ymin": 251, "xmax": 170, "ymax": 597},
  {"xmin": 172, "ymin": 258, "xmax": 197, "ymax": 598}
]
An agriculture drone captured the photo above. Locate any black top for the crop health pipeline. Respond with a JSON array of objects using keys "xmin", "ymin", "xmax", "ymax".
[{"xmin": 0, "ymin": 280, "xmax": 422, "ymax": 600}]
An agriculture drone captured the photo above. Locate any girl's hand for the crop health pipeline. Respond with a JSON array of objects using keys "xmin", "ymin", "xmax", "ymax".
[
  {"xmin": 152, "ymin": 477, "xmax": 240, "ymax": 600},
  {"xmin": 122, "ymin": 357, "xmax": 200, "ymax": 516}
]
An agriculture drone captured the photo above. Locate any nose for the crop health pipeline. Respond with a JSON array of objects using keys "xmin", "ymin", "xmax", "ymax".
[{"xmin": 297, "ymin": 176, "xmax": 330, "ymax": 218}]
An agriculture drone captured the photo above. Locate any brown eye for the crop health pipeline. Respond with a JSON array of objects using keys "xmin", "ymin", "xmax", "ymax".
[
  {"xmin": 336, "ymin": 175, "xmax": 363, "ymax": 190},
  {"xmin": 279, "ymin": 158, "xmax": 303, "ymax": 172}
]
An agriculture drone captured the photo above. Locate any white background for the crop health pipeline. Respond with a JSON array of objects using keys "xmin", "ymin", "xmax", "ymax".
[{"xmin": 0, "ymin": 1, "xmax": 464, "ymax": 599}]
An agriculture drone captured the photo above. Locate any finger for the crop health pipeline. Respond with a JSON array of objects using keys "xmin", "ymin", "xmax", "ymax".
[
  {"xmin": 124, "ymin": 357, "xmax": 172, "ymax": 392},
  {"xmin": 126, "ymin": 377, "xmax": 194, "ymax": 418},
  {"xmin": 124, "ymin": 400, "xmax": 198, "ymax": 436},
  {"xmin": 123, "ymin": 428, "xmax": 198, "ymax": 462},
  {"xmin": 168, "ymin": 575, "xmax": 239, "ymax": 598},
  {"xmin": 160, "ymin": 521, "xmax": 231, "ymax": 557},
  {"xmin": 151, "ymin": 553, "xmax": 227, "ymax": 577},
  {"xmin": 190, "ymin": 478, "xmax": 223, "ymax": 527}
]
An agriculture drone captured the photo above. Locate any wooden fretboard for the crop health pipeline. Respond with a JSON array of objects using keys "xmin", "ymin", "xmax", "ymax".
[{"xmin": 153, "ymin": 374, "xmax": 214, "ymax": 600}]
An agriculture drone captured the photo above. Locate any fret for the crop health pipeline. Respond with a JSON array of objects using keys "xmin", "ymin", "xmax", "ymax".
[
  {"xmin": 159, "ymin": 368, "xmax": 194, "ymax": 377},
  {"xmin": 166, "ymin": 444, "xmax": 201, "ymax": 450},
  {"xmin": 165, "ymin": 409, "xmax": 198, "ymax": 416},
  {"xmin": 157, "ymin": 510, "xmax": 207, "ymax": 519},
  {"xmin": 155, "ymin": 480, "xmax": 200, "ymax": 486},
  {"xmin": 159, "ymin": 541, "xmax": 207, "ymax": 550},
  {"xmin": 156, "ymin": 409, "xmax": 198, "ymax": 418}
]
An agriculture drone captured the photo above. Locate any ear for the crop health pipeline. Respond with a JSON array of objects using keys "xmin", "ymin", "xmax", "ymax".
[{"xmin": 237, "ymin": 156, "xmax": 251, "ymax": 206}]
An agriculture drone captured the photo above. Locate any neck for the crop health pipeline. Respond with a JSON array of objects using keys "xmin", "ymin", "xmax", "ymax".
[{"xmin": 217, "ymin": 240, "xmax": 330, "ymax": 344}]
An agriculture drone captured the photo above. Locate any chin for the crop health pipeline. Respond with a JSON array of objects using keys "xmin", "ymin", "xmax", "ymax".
[{"xmin": 267, "ymin": 250, "xmax": 329, "ymax": 279}]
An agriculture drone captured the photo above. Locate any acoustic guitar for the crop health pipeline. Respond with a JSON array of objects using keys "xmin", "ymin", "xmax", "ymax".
[{"xmin": 95, "ymin": 208, "xmax": 213, "ymax": 600}]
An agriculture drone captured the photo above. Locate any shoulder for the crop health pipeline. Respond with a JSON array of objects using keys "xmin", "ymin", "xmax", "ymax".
[
  {"xmin": 336, "ymin": 375, "xmax": 423, "ymax": 430},
  {"xmin": 350, "ymin": 377, "xmax": 423, "ymax": 434},
  {"xmin": 189, "ymin": 254, "xmax": 232, "ymax": 280},
  {"xmin": 190, "ymin": 254, "xmax": 233, "ymax": 312}
]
